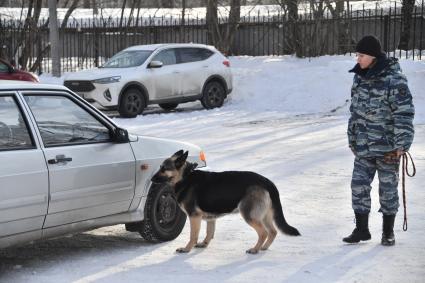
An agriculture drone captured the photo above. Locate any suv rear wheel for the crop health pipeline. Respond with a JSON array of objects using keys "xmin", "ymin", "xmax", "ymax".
[
  {"xmin": 119, "ymin": 88, "xmax": 146, "ymax": 118},
  {"xmin": 201, "ymin": 81, "xmax": 226, "ymax": 109},
  {"xmin": 159, "ymin": 103, "xmax": 178, "ymax": 111}
]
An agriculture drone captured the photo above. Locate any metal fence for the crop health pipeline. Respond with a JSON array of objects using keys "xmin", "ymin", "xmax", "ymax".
[{"xmin": 0, "ymin": 1, "xmax": 424, "ymax": 74}]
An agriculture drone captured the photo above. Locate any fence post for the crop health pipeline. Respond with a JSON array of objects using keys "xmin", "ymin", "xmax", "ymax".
[{"xmin": 383, "ymin": 15, "xmax": 389, "ymax": 52}]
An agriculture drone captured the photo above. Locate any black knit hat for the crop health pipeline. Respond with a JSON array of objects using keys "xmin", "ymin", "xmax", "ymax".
[{"xmin": 356, "ymin": 35, "xmax": 384, "ymax": 57}]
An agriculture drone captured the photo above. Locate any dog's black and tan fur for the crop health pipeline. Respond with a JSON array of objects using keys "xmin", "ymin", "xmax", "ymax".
[{"xmin": 151, "ymin": 150, "xmax": 300, "ymax": 254}]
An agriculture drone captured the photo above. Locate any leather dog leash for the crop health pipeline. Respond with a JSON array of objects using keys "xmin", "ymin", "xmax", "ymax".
[{"xmin": 401, "ymin": 152, "xmax": 416, "ymax": 231}]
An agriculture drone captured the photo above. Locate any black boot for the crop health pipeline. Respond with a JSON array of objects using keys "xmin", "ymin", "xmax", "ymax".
[
  {"xmin": 381, "ymin": 215, "xmax": 396, "ymax": 246},
  {"xmin": 343, "ymin": 213, "xmax": 371, "ymax": 243}
]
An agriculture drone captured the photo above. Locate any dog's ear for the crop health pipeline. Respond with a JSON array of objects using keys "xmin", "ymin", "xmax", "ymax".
[
  {"xmin": 174, "ymin": 151, "xmax": 188, "ymax": 169},
  {"xmin": 172, "ymin": 150, "xmax": 184, "ymax": 159}
]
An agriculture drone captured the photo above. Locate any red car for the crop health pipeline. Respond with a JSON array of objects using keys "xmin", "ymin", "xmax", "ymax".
[{"xmin": 0, "ymin": 58, "xmax": 39, "ymax": 82}]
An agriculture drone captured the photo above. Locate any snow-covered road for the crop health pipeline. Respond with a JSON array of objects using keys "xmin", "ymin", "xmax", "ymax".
[{"xmin": 1, "ymin": 111, "xmax": 424, "ymax": 283}]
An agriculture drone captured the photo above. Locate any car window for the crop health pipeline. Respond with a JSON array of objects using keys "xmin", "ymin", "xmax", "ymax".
[
  {"xmin": 0, "ymin": 62, "xmax": 9, "ymax": 73},
  {"xmin": 0, "ymin": 95, "xmax": 34, "ymax": 151},
  {"xmin": 102, "ymin": 50, "xmax": 152, "ymax": 68},
  {"xmin": 24, "ymin": 95, "xmax": 111, "ymax": 147},
  {"xmin": 152, "ymin": 49, "xmax": 177, "ymax": 66},
  {"xmin": 177, "ymin": 48, "xmax": 214, "ymax": 64}
]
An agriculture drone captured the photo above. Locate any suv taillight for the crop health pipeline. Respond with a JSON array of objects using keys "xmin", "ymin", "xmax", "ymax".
[{"xmin": 223, "ymin": 60, "xmax": 230, "ymax": 67}]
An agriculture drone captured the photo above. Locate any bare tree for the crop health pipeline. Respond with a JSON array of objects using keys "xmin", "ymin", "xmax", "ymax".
[
  {"xmin": 15, "ymin": 0, "xmax": 43, "ymax": 70},
  {"xmin": 158, "ymin": 0, "xmax": 175, "ymax": 8},
  {"xmin": 324, "ymin": 0, "xmax": 354, "ymax": 54},
  {"xmin": 224, "ymin": 0, "xmax": 241, "ymax": 55},
  {"xmin": 119, "ymin": 0, "xmax": 128, "ymax": 28},
  {"xmin": 61, "ymin": 0, "xmax": 81, "ymax": 29},
  {"xmin": 287, "ymin": 0, "xmax": 302, "ymax": 57},
  {"xmin": 48, "ymin": 0, "xmax": 61, "ymax": 77},
  {"xmin": 206, "ymin": 0, "xmax": 219, "ymax": 45},
  {"xmin": 206, "ymin": 0, "xmax": 241, "ymax": 54},
  {"xmin": 398, "ymin": 0, "xmax": 415, "ymax": 50}
]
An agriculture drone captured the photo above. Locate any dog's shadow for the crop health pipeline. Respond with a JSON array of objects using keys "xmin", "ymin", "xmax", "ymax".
[
  {"xmin": 0, "ymin": 228, "xmax": 277, "ymax": 283},
  {"xmin": 86, "ymin": 246, "xmax": 277, "ymax": 282}
]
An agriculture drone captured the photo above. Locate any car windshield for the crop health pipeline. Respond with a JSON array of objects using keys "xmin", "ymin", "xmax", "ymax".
[{"xmin": 102, "ymin": 50, "xmax": 152, "ymax": 68}]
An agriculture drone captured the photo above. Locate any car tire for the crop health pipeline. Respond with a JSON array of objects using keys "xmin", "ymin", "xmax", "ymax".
[
  {"xmin": 118, "ymin": 88, "xmax": 146, "ymax": 118},
  {"xmin": 139, "ymin": 184, "xmax": 186, "ymax": 242},
  {"xmin": 159, "ymin": 103, "xmax": 178, "ymax": 111},
  {"xmin": 201, "ymin": 81, "xmax": 226, "ymax": 109}
]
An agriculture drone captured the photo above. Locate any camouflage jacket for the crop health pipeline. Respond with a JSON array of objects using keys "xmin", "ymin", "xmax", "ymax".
[{"xmin": 347, "ymin": 56, "xmax": 415, "ymax": 158}]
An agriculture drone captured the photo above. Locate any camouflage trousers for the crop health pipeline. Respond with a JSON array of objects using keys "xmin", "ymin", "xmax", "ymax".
[{"xmin": 351, "ymin": 156, "xmax": 400, "ymax": 215}]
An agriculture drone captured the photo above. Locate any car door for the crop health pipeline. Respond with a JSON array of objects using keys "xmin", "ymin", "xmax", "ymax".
[
  {"xmin": 176, "ymin": 47, "xmax": 214, "ymax": 96},
  {"xmin": 22, "ymin": 91, "xmax": 136, "ymax": 228},
  {"xmin": 148, "ymin": 48, "xmax": 182, "ymax": 99},
  {"xmin": 0, "ymin": 93, "xmax": 48, "ymax": 239}
]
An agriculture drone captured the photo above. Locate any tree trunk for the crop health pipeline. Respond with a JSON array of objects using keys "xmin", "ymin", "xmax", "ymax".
[
  {"xmin": 158, "ymin": 0, "xmax": 174, "ymax": 8},
  {"xmin": 398, "ymin": 0, "xmax": 415, "ymax": 50},
  {"xmin": 48, "ymin": 0, "xmax": 61, "ymax": 77},
  {"xmin": 287, "ymin": 0, "xmax": 302, "ymax": 57},
  {"xmin": 180, "ymin": 0, "xmax": 186, "ymax": 42},
  {"xmin": 119, "ymin": 0, "xmax": 127, "ymax": 28},
  {"xmin": 223, "ymin": 0, "xmax": 241, "ymax": 55},
  {"xmin": 19, "ymin": 0, "xmax": 42, "ymax": 70},
  {"xmin": 206, "ymin": 0, "xmax": 220, "ymax": 47},
  {"xmin": 61, "ymin": 0, "xmax": 80, "ymax": 29},
  {"xmin": 325, "ymin": 0, "xmax": 354, "ymax": 54}
]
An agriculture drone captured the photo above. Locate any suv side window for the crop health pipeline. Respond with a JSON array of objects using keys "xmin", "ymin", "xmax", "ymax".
[
  {"xmin": 24, "ymin": 94, "xmax": 111, "ymax": 147},
  {"xmin": 177, "ymin": 48, "xmax": 214, "ymax": 63},
  {"xmin": 0, "ymin": 95, "xmax": 34, "ymax": 151},
  {"xmin": 152, "ymin": 49, "xmax": 177, "ymax": 66}
]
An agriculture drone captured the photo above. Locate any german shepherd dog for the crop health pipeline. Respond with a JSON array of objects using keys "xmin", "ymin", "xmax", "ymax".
[{"xmin": 151, "ymin": 150, "xmax": 300, "ymax": 254}]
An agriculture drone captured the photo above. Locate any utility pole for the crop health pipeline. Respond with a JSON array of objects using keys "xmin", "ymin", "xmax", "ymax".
[{"xmin": 48, "ymin": 0, "xmax": 61, "ymax": 77}]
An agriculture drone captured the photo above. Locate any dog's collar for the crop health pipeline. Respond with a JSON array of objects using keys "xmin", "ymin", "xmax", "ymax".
[{"xmin": 183, "ymin": 162, "xmax": 198, "ymax": 178}]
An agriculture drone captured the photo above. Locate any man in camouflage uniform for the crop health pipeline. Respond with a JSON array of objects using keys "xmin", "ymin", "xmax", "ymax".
[{"xmin": 343, "ymin": 36, "xmax": 415, "ymax": 246}]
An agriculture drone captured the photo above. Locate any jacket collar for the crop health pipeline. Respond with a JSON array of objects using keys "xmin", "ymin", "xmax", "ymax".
[{"xmin": 349, "ymin": 53, "xmax": 397, "ymax": 79}]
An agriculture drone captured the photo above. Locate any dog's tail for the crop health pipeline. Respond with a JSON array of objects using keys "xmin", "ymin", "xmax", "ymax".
[{"xmin": 267, "ymin": 182, "xmax": 300, "ymax": 236}]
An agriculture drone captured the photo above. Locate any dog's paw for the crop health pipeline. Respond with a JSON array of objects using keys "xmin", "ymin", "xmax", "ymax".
[
  {"xmin": 246, "ymin": 248, "xmax": 259, "ymax": 254},
  {"xmin": 176, "ymin": 247, "xmax": 190, "ymax": 253},
  {"xmin": 195, "ymin": 242, "xmax": 208, "ymax": 248}
]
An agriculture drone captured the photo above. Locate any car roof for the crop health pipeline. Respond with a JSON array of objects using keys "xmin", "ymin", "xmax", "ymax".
[
  {"xmin": 123, "ymin": 43, "xmax": 216, "ymax": 52},
  {"xmin": 0, "ymin": 81, "xmax": 69, "ymax": 92}
]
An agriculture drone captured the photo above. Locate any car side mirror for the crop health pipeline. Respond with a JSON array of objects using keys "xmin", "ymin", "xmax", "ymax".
[
  {"xmin": 8, "ymin": 66, "xmax": 15, "ymax": 73},
  {"xmin": 148, "ymin": 61, "xmax": 163, "ymax": 68},
  {"xmin": 111, "ymin": 127, "xmax": 129, "ymax": 143}
]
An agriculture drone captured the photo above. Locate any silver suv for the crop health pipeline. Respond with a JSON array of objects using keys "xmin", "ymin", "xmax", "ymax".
[
  {"xmin": 64, "ymin": 43, "xmax": 233, "ymax": 117},
  {"xmin": 0, "ymin": 81, "xmax": 206, "ymax": 248}
]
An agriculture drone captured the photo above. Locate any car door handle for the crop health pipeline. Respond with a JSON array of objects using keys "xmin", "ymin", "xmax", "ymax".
[
  {"xmin": 172, "ymin": 71, "xmax": 180, "ymax": 74},
  {"xmin": 48, "ymin": 155, "xmax": 73, "ymax": 164}
]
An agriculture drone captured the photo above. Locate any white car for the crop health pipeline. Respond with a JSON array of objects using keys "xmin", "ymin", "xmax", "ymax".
[
  {"xmin": 0, "ymin": 81, "xmax": 206, "ymax": 248},
  {"xmin": 64, "ymin": 43, "xmax": 233, "ymax": 117}
]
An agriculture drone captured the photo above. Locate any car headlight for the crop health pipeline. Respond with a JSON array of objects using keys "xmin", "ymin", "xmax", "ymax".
[{"xmin": 92, "ymin": 76, "xmax": 121, "ymax": 84}]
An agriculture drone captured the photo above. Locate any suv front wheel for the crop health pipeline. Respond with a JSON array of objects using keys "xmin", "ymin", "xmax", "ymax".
[
  {"xmin": 201, "ymin": 81, "xmax": 226, "ymax": 109},
  {"xmin": 119, "ymin": 88, "xmax": 146, "ymax": 118}
]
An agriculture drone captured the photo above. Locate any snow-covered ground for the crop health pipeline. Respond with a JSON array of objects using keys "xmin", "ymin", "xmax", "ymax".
[{"xmin": 1, "ymin": 55, "xmax": 424, "ymax": 283}]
